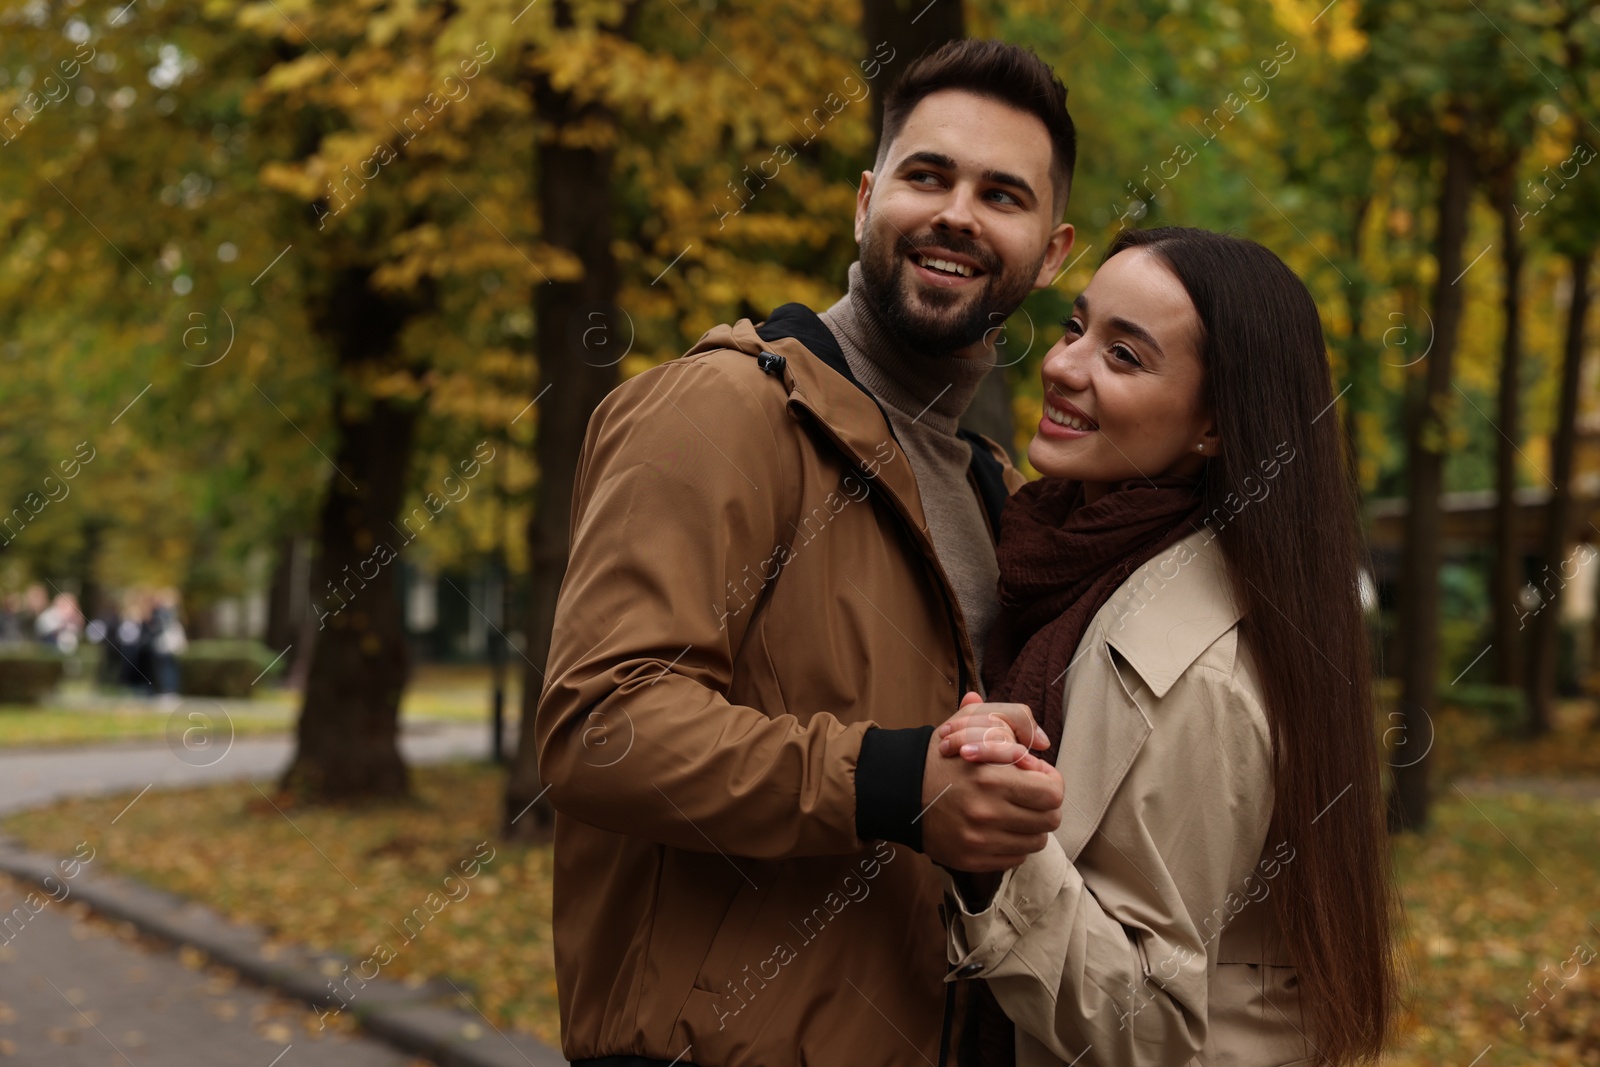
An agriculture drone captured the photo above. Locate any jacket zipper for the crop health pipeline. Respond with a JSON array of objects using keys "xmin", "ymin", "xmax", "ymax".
[{"xmin": 789, "ymin": 401, "xmax": 975, "ymax": 694}]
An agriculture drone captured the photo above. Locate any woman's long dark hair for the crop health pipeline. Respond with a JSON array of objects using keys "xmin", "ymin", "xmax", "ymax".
[{"xmin": 1105, "ymin": 227, "xmax": 1397, "ymax": 1063}]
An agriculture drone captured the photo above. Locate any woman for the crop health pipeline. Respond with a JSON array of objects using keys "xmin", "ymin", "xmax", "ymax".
[{"xmin": 935, "ymin": 227, "xmax": 1397, "ymax": 1066}]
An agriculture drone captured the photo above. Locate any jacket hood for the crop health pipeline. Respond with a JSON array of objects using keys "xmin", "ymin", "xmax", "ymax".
[{"xmin": 685, "ymin": 319, "xmax": 768, "ymax": 360}]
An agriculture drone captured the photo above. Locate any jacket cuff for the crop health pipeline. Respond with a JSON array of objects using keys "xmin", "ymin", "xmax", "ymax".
[
  {"xmin": 854, "ymin": 725, "xmax": 934, "ymax": 851},
  {"xmin": 942, "ymin": 839, "xmax": 1072, "ymax": 978}
]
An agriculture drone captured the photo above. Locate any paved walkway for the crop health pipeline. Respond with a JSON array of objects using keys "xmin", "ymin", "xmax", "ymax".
[
  {"xmin": 0, "ymin": 721, "xmax": 494, "ymax": 815},
  {"xmin": 0, "ymin": 881, "xmax": 425, "ymax": 1066},
  {"xmin": 0, "ymin": 721, "xmax": 506, "ymax": 1065}
]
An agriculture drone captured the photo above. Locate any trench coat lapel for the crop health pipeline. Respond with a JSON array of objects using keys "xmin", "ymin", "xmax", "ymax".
[{"xmin": 1051, "ymin": 529, "xmax": 1245, "ymax": 862}]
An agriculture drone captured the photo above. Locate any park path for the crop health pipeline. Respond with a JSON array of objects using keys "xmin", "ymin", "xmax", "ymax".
[
  {"xmin": 0, "ymin": 883, "xmax": 428, "ymax": 1066},
  {"xmin": 0, "ymin": 720, "xmax": 507, "ymax": 1066},
  {"xmin": 0, "ymin": 720, "xmax": 493, "ymax": 815}
]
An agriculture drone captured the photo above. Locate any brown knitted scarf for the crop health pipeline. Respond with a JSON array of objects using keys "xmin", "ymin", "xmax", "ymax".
[
  {"xmin": 982, "ymin": 473, "xmax": 1207, "ymax": 763},
  {"xmin": 961, "ymin": 473, "xmax": 1204, "ymax": 1067}
]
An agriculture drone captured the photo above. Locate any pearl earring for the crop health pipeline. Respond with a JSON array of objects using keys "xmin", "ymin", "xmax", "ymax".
[{"xmin": 1197, "ymin": 443, "xmax": 1206, "ymax": 452}]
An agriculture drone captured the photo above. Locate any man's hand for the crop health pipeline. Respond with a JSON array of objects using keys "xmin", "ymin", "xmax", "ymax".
[{"xmin": 918, "ymin": 693, "xmax": 1063, "ymax": 872}]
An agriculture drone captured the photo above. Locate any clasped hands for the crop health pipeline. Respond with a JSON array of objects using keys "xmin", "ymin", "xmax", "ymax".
[{"xmin": 920, "ymin": 691, "xmax": 1064, "ymax": 874}]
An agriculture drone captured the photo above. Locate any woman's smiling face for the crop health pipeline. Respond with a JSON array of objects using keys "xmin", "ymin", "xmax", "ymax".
[{"xmin": 1028, "ymin": 248, "xmax": 1218, "ymax": 498}]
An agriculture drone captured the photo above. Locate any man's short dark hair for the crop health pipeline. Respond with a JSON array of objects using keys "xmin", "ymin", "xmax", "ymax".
[{"xmin": 876, "ymin": 39, "xmax": 1077, "ymax": 215}]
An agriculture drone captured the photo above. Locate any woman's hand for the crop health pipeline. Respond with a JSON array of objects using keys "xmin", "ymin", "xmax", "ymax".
[{"xmin": 936, "ymin": 691, "xmax": 1053, "ymax": 771}]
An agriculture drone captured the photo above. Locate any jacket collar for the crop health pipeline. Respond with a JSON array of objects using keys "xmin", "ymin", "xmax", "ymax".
[
  {"xmin": 687, "ymin": 308, "xmax": 1012, "ymax": 535},
  {"xmin": 684, "ymin": 312, "xmax": 1006, "ymax": 689},
  {"xmin": 1096, "ymin": 527, "xmax": 1243, "ymax": 699}
]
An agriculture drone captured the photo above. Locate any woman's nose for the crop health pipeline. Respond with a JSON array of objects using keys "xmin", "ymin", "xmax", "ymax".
[{"xmin": 1041, "ymin": 337, "xmax": 1091, "ymax": 392}]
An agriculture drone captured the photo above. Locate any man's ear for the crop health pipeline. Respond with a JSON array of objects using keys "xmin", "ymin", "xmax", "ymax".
[
  {"xmin": 854, "ymin": 170, "xmax": 874, "ymax": 245},
  {"xmin": 1032, "ymin": 222, "xmax": 1076, "ymax": 290}
]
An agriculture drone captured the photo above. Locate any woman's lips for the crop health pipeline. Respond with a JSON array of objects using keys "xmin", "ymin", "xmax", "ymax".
[{"xmin": 1039, "ymin": 398, "xmax": 1097, "ymax": 439}]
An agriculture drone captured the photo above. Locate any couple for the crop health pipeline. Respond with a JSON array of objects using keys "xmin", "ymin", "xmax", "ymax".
[{"xmin": 536, "ymin": 39, "xmax": 1396, "ymax": 1067}]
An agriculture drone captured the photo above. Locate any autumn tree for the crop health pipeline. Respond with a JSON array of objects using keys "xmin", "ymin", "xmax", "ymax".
[
  {"xmin": 1525, "ymin": 1, "xmax": 1600, "ymax": 735},
  {"xmin": 501, "ymin": 0, "xmax": 637, "ymax": 836},
  {"xmin": 0, "ymin": 2, "xmax": 320, "ymax": 623},
  {"xmin": 2, "ymin": 0, "xmax": 544, "ymax": 800},
  {"xmin": 1373, "ymin": 0, "xmax": 1498, "ymax": 830},
  {"xmin": 244, "ymin": 2, "xmax": 547, "ymax": 800}
]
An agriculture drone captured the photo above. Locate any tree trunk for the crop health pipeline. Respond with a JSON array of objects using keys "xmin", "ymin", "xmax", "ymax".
[
  {"xmin": 1527, "ymin": 250, "xmax": 1593, "ymax": 736},
  {"xmin": 863, "ymin": 0, "xmax": 965, "ymax": 138},
  {"xmin": 1389, "ymin": 127, "xmax": 1473, "ymax": 833},
  {"xmin": 502, "ymin": 11, "xmax": 629, "ymax": 839},
  {"xmin": 1341, "ymin": 194, "xmax": 1372, "ymax": 487},
  {"xmin": 181, "ymin": 571, "xmax": 218, "ymax": 640},
  {"xmin": 75, "ymin": 519, "xmax": 107, "ymax": 623},
  {"xmin": 281, "ymin": 268, "xmax": 424, "ymax": 802},
  {"xmin": 1490, "ymin": 166, "xmax": 1526, "ymax": 688},
  {"xmin": 489, "ymin": 449, "xmax": 510, "ymax": 764},
  {"xmin": 265, "ymin": 533, "xmax": 300, "ymax": 658}
]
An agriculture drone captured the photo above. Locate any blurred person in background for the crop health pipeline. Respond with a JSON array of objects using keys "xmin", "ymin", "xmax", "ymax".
[
  {"xmin": 0, "ymin": 591, "xmax": 27, "ymax": 642},
  {"xmin": 112, "ymin": 592, "xmax": 152, "ymax": 691},
  {"xmin": 34, "ymin": 591, "xmax": 85, "ymax": 655},
  {"xmin": 148, "ymin": 589, "xmax": 187, "ymax": 698}
]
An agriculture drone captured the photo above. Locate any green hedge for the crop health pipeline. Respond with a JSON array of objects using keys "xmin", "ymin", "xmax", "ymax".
[
  {"xmin": 0, "ymin": 644, "xmax": 67, "ymax": 705},
  {"xmin": 178, "ymin": 640, "xmax": 284, "ymax": 698}
]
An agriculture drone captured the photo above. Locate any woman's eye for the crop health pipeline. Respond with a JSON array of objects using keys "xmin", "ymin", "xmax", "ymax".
[
  {"xmin": 1060, "ymin": 316, "xmax": 1084, "ymax": 336},
  {"xmin": 1111, "ymin": 344, "xmax": 1143, "ymax": 368}
]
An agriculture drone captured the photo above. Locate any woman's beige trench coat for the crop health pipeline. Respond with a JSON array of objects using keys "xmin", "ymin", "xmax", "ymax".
[{"xmin": 943, "ymin": 528, "xmax": 1317, "ymax": 1067}]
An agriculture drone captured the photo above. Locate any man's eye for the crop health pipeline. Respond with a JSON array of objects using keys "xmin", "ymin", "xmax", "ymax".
[
  {"xmin": 986, "ymin": 189, "xmax": 1020, "ymax": 206},
  {"xmin": 908, "ymin": 172, "xmax": 941, "ymax": 186}
]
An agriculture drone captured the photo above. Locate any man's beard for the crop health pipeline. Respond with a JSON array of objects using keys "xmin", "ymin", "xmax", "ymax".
[{"xmin": 859, "ymin": 220, "xmax": 1044, "ymax": 357}]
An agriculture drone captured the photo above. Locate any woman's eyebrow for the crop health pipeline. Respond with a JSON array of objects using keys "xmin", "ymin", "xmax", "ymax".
[
  {"xmin": 1109, "ymin": 316, "xmax": 1166, "ymax": 360},
  {"xmin": 1074, "ymin": 293, "xmax": 1166, "ymax": 360}
]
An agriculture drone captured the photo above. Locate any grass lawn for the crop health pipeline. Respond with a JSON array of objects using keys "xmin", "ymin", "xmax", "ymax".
[
  {"xmin": 1388, "ymin": 790, "xmax": 1600, "ymax": 1066},
  {"xmin": 0, "ymin": 704, "xmax": 295, "ymax": 747},
  {"xmin": 3, "ymin": 752, "xmax": 1597, "ymax": 1062},
  {"xmin": 0, "ymin": 664, "xmax": 519, "ymax": 748},
  {"xmin": 1429, "ymin": 700, "xmax": 1600, "ymax": 780}
]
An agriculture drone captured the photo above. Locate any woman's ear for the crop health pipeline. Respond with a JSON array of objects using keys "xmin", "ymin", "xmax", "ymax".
[{"xmin": 1194, "ymin": 416, "xmax": 1221, "ymax": 458}]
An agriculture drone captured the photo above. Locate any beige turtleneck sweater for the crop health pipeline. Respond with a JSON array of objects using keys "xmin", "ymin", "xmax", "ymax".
[{"xmin": 819, "ymin": 262, "xmax": 1001, "ymax": 682}]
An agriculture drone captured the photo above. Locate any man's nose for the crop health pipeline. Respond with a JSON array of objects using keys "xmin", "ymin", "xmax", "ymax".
[{"xmin": 930, "ymin": 184, "xmax": 981, "ymax": 238}]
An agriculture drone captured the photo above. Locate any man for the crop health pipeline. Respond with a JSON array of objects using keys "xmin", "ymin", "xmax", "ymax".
[{"xmin": 537, "ymin": 39, "xmax": 1077, "ymax": 1067}]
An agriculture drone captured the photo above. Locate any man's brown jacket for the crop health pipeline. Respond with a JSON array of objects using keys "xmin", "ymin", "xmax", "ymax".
[{"xmin": 537, "ymin": 305, "xmax": 1022, "ymax": 1066}]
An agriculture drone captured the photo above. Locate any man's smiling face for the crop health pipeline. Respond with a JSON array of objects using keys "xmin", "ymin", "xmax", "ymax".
[{"xmin": 855, "ymin": 88, "xmax": 1074, "ymax": 358}]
